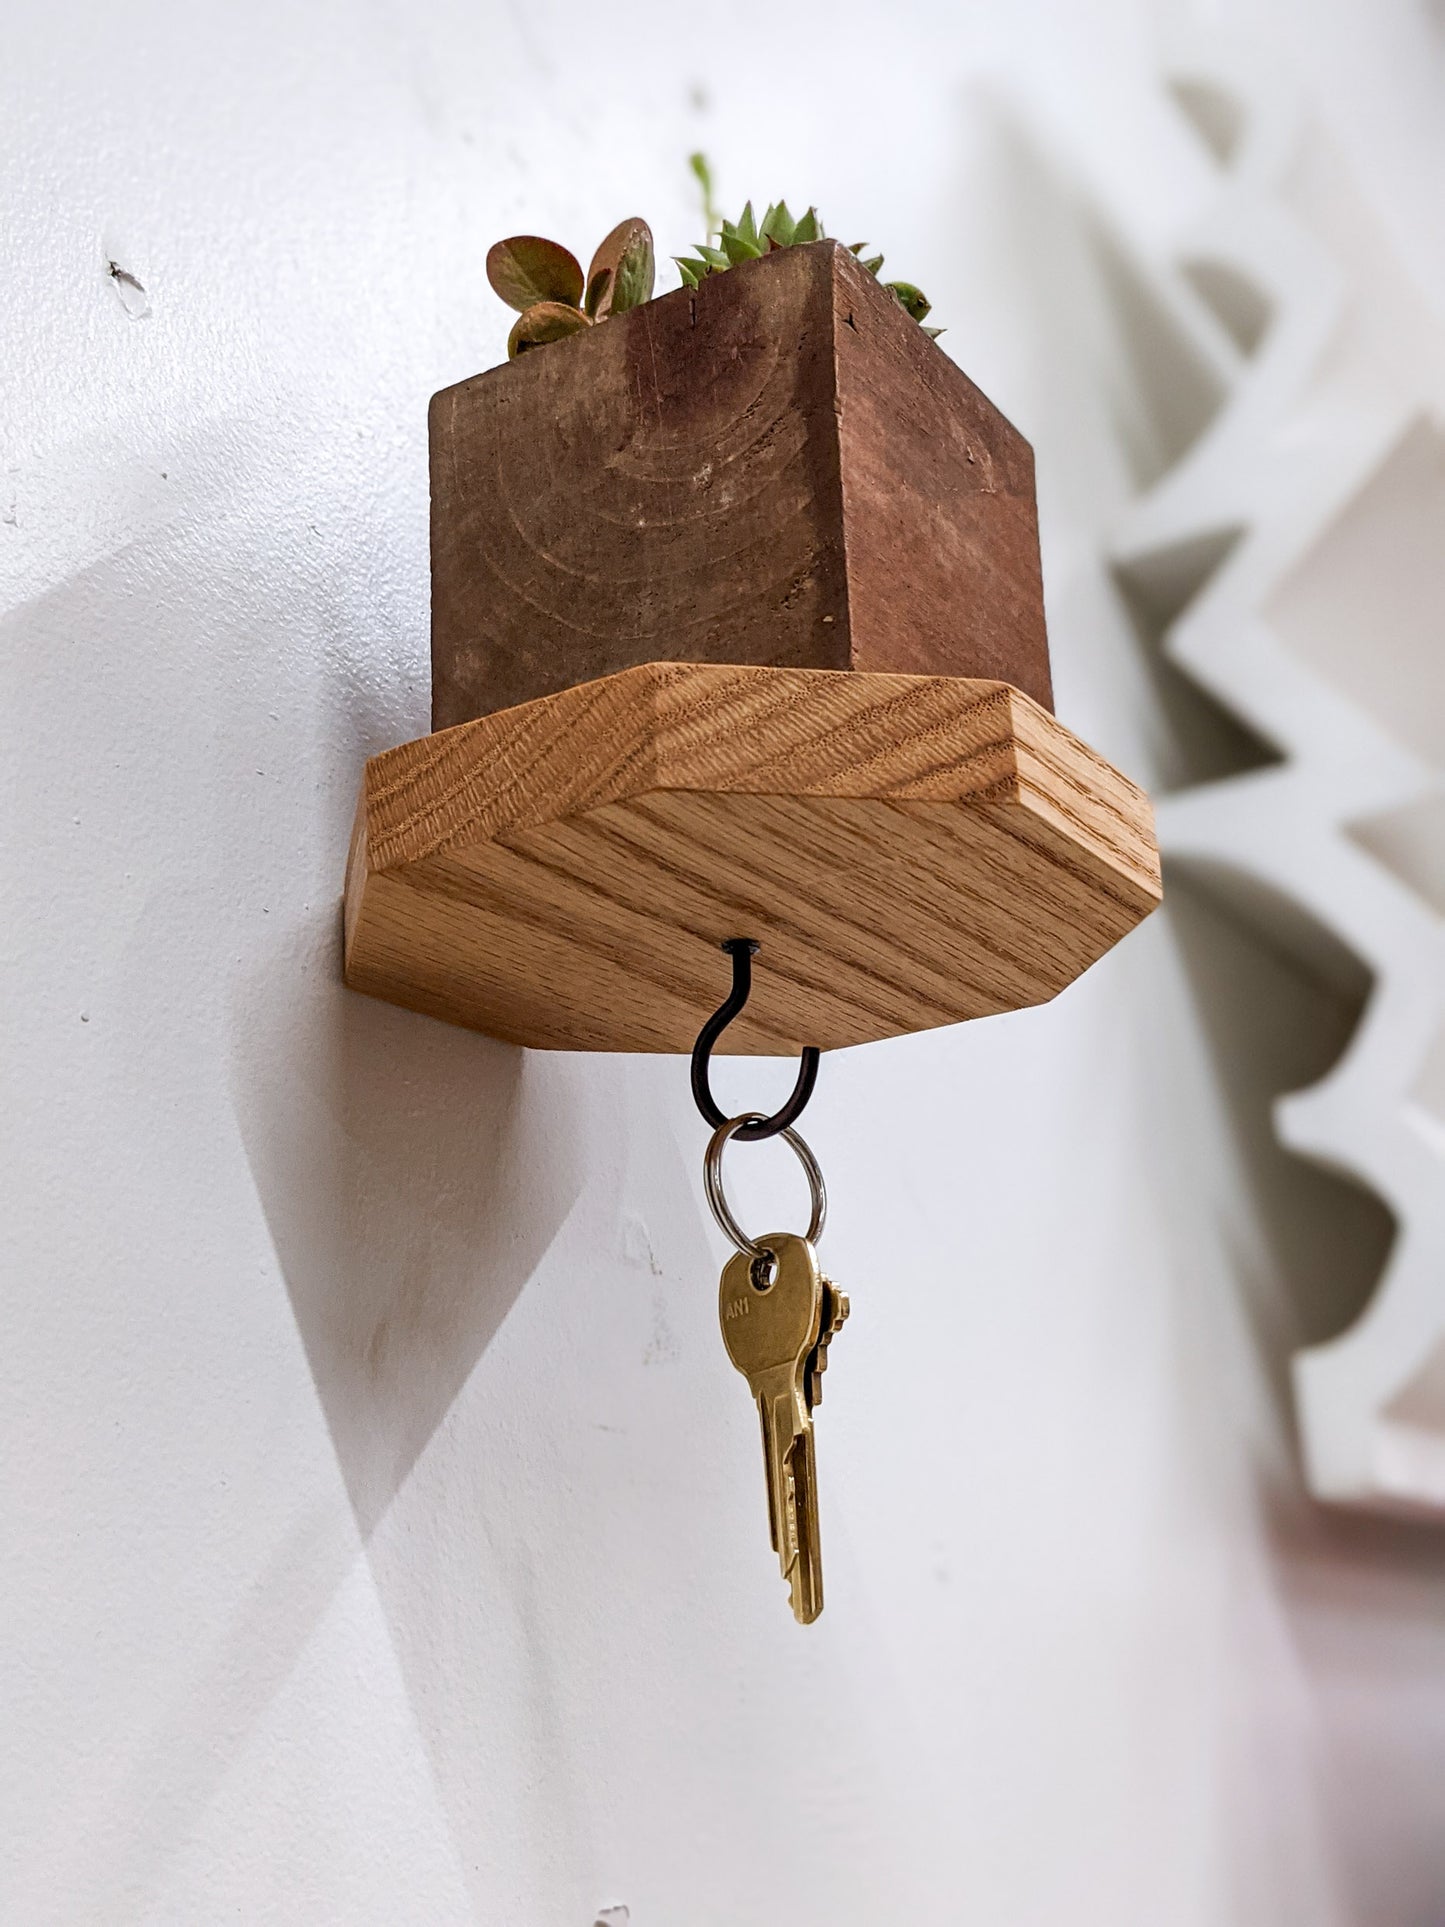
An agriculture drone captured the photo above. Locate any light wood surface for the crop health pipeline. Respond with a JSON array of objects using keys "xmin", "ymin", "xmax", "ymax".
[
  {"xmin": 429, "ymin": 241, "xmax": 1052, "ymax": 729},
  {"xmin": 343, "ymin": 662, "xmax": 1161, "ymax": 1053}
]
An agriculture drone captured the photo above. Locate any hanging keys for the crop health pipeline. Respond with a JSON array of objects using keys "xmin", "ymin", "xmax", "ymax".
[{"xmin": 706, "ymin": 1114, "xmax": 846, "ymax": 1625}]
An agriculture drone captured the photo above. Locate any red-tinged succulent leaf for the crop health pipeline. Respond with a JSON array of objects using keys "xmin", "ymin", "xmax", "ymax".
[
  {"xmin": 487, "ymin": 236, "xmax": 584, "ymax": 313},
  {"xmin": 586, "ymin": 217, "xmax": 655, "ymax": 319},
  {"xmin": 507, "ymin": 300, "xmax": 591, "ymax": 359},
  {"xmin": 584, "ymin": 266, "xmax": 613, "ymax": 318}
]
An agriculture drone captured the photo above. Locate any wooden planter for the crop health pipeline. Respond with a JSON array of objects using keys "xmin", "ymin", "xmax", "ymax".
[
  {"xmin": 344, "ymin": 242, "xmax": 1160, "ymax": 1052},
  {"xmin": 428, "ymin": 240, "xmax": 1053, "ymax": 725}
]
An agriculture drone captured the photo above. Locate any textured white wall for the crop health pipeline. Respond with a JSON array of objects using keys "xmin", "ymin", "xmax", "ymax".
[{"xmin": 3, "ymin": 2, "xmax": 1444, "ymax": 1923}]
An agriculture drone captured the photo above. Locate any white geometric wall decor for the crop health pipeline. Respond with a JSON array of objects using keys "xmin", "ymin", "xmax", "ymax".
[{"xmin": 1110, "ymin": 37, "xmax": 1445, "ymax": 1516}]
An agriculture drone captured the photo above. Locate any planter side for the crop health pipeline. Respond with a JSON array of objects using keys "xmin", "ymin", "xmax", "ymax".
[{"xmin": 831, "ymin": 246, "xmax": 1051, "ymax": 704}]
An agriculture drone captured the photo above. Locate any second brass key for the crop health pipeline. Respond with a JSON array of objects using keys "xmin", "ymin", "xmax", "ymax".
[{"xmin": 719, "ymin": 1231, "xmax": 839, "ymax": 1624}]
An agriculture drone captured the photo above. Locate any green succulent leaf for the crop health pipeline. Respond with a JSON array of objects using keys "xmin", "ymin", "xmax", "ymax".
[
  {"xmin": 587, "ymin": 217, "xmax": 655, "ymax": 319},
  {"xmin": 674, "ymin": 257, "xmax": 702, "ymax": 288},
  {"xmin": 719, "ymin": 224, "xmax": 763, "ymax": 265},
  {"xmin": 735, "ymin": 201, "xmax": 760, "ymax": 249},
  {"xmin": 696, "ymin": 243, "xmax": 732, "ymax": 269},
  {"xmin": 922, "ymin": 325, "xmax": 945, "ymax": 339},
  {"xmin": 860, "ymin": 253, "xmax": 885, "ymax": 276},
  {"xmin": 761, "ymin": 201, "xmax": 796, "ymax": 248},
  {"xmin": 792, "ymin": 206, "xmax": 823, "ymax": 244},
  {"xmin": 507, "ymin": 299, "xmax": 591, "ymax": 359},
  {"xmin": 487, "ymin": 236, "xmax": 584, "ymax": 313},
  {"xmin": 885, "ymin": 280, "xmax": 932, "ymax": 323},
  {"xmin": 612, "ymin": 242, "xmax": 655, "ymax": 314}
]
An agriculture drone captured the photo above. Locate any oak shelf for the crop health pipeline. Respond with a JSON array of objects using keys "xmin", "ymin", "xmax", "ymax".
[{"xmin": 342, "ymin": 661, "xmax": 1161, "ymax": 1054}]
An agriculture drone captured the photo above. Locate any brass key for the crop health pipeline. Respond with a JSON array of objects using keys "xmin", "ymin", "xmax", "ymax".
[{"xmin": 719, "ymin": 1231, "xmax": 832, "ymax": 1624}]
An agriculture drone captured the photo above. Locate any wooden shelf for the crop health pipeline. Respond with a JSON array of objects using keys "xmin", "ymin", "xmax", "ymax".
[{"xmin": 342, "ymin": 661, "xmax": 1161, "ymax": 1054}]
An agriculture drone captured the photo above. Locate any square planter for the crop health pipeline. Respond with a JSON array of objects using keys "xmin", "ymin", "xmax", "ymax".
[{"xmin": 428, "ymin": 239, "xmax": 1053, "ymax": 728}]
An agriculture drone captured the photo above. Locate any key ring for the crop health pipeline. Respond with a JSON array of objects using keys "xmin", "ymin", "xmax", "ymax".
[{"xmin": 704, "ymin": 1112, "xmax": 827, "ymax": 1261}]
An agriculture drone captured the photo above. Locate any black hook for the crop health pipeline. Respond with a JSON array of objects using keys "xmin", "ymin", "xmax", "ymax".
[{"xmin": 690, "ymin": 939, "xmax": 820, "ymax": 1143}]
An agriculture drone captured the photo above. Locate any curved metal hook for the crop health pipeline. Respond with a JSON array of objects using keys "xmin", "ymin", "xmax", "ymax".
[{"xmin": 690, "ymin": 939, "xmax": 820, "ymax": 1143}]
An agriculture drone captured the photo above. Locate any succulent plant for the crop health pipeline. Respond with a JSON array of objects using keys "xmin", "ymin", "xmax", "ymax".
[
  {"xmin": 487, "ymin": 218, "xmax": 656, "ymax": 358},
  {"xmin": 675, "ymin": 201, "xmax": 942, "ymax": 338}
]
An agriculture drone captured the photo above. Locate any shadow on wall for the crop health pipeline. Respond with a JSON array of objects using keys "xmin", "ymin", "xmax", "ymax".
[
  {"xmin": 1090, "ymin": 223, "xmax": 1408, "ymax": 1480},
  {"xmin": 1163, "ymin": 866, "xmax": 1394, "ymax": 1403},
  {"xmin": 1161, "ymin": 871, "xmax": 1445, "ymax": 1927},
  {"xmin": 1112, "ymin": 545, "xmax": 1279, "ymax": 796},
  {"xmin": 231, "ymin": 912, "xmax": 583, "ymax": 1537},
  {"xmin": 1015, "ymin": 76, "xmax": 1445, "ymax": 1913},
  {"xmin": 963, "ymin": 95, "xmax": 1396, "ymax": 1418}
]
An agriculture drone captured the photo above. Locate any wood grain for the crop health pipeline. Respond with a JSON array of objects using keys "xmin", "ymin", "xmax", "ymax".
[
  {"xmin": 428, "ymin": 242, "xmax": 1052, "ymax": 729},
  {"xmin": 832, "ymin": 250, "xmax": 1049, "ymax": 698},
  {"xmin": 344, "ymin": 663, "xmax": 1160, "ymax": 1053}
]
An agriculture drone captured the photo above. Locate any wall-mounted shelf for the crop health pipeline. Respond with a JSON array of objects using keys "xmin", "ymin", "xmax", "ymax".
[
  {"xmin": 343, "ymin": 236, "xmax": 1160, "ymax": 1059},
  {"xmin": 343, "ymin": 660, "xmax": 1161, "ymax": 1053}
]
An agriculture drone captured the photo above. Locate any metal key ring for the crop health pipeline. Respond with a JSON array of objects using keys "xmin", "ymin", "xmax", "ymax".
[{"xmin": 704, "ymin": 1112, "xmax": 827, "ymax": 1260}]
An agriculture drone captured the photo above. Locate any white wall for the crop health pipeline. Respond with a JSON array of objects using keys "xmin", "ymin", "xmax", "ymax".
[{"xmin": 4, "ymin": 2, "xmax": 1445, "ymax": 1922}]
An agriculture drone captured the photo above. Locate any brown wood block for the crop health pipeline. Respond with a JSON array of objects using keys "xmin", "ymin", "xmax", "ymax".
[
  {"xmin": 429, "ymin": 242, "xmax": 1052, "ymax": 730},
  {"xmin": 344, "ymin": 662, "xmax": 1160, "ymax": 1053}
]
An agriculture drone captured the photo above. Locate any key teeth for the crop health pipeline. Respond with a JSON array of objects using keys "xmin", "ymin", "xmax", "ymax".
[{"xmin": 804, "ymin": 1280, "xmax": 849, "ymax": 1412}]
